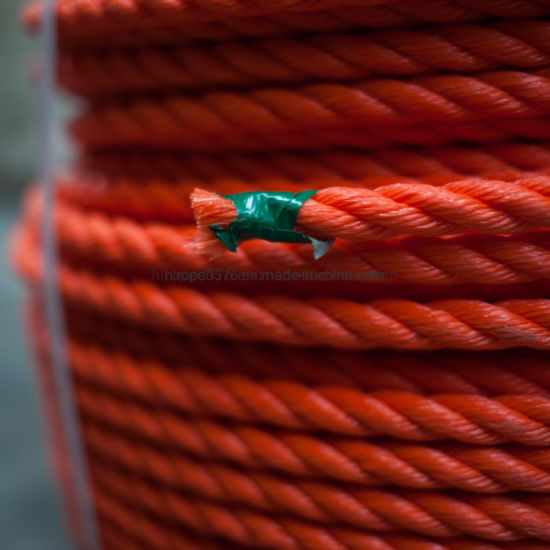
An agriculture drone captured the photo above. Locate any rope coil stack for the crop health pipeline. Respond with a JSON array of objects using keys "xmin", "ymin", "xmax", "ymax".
[{"xmin": 13, "ymin": 0, "xmax": 550, "ymax": 548}]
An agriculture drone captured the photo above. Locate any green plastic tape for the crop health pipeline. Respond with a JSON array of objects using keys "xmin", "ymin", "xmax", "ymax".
[{"xmin": 208, "ymin": 190, "xmax": 333, "ymax": 259}]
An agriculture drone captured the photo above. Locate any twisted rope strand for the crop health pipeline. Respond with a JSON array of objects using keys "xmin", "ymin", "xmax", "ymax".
[
  {"xmin": 100, "ymin": 512, "xmax": 239, "ymax": 550},
  {"xmin": 53, "ymin": 175, "xmax": 431, "ymax": 223},
  {"xmin": 191, "ymin": 177, "xmax": 550, "ymax": 248},
  {"xmin": 48, "ymin": 213, "xmax": 550, "ymax": 287},
  {"xmin": 16, "ymin": 211, "xmax": 550, "ymax": 303},
  {"xmin": 15, "ymin": 247, "xmax": 550, "ymax": 350},
  {"xmin": 73, "ymin": 113, "xmax": 550, "ymax": 151},
  {"xmin": 29, "ymin": 0, "xmax": 398, "ymax": 26},
  {"xmin": 63, "ymin": 314, "xmax": 550, "ymax": 397},
  {"xmin": 59, "ymin": 21, "xmax": 550, "ymax": 96},
  {"xmin": 56, "ymin": 306, "xmax": 550, "ymax": 397},
  {"xmin": 90, "ymin": 452, "xmax": 550, "ymax": 541},
  {"xmin": 72, "ymin": 72, "xmax": 550, "ymax": 151},
  {"xmin": 20, "ymin": 190, "xmax": 550, "ymax": 286},
  {"xmin": 95, "ymin": 480, "xmax": 245, "ymax": 550},
  {"xmin": 77, "ymin": 387, "xmax": 550, "ymax": 491},
  {"xmin": 54, "ymin": 144, "xmax": 550, "ymax": 224},
  {"xmin": 26, "ymin": 0, "xmax": 550, "ymax": 48},
  {"xmin": 78, "ymin": 144, "xmax": 550, "ymax": 183},
  {"xmin": 82, "ymin": 420, "xmax": 550, "ymax": 494},
  {"xmin": 23, "ymin": 5, "xmax": 507, "ymax": 50},
  {"xmin": 53, "ymin": 174, "xmax": 533, "ymax": 223},
  {"xmin": 91, "ymin": 463, "xmax": 550, "ymax": 544},
  {"xmin": 94, "ymin": 487, "xmax": 550, "ymax": 550},
  {"xmin": 85, "ymin": 434, "xmax": 550, "ymax": 540},
  {"xmin": 69, "ymin": 341, "xmax": 550, "ymax": 444}
]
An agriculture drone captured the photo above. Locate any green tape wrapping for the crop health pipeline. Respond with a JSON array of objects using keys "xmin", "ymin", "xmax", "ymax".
[{"xmin": 208, "ymin": 190, "xmax": 333, "ymax": 259}]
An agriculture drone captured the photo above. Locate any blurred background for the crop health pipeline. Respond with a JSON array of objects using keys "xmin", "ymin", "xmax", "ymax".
[{"xmin": 0, "ymin": 0, "xmax": 72, "ymax": 548}]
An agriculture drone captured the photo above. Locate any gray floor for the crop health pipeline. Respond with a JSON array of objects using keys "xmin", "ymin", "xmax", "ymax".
[{"xmin": 0, "ymin": 202, "xmax": 72, "ymax": 550}]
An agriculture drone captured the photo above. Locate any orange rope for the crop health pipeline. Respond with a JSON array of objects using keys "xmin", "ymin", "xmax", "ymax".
[
  {"xmin": 21, "ymin": 195, "xmax": 550, "ymax": 285},
  {"xmin": 75, "ymin": 381, "xmax": 550, "ymax": 487},
  {"xmin": 59, "ymin": 21, "xmax": 550, "ymax": 95},
  {"xmin": 26, "ymin": 0, "xmax": 550, "ymax": 48},
  {"xmin": 72, "ymin": 72, "xmax": 550, "ymax": 152},
  {"xmin": 50, "ymin": 312, "xmax": 550, "ymax": 395},
  {"xmin": 69, "ymin": 342, "xmax": 550, "ymax": 444},
  {"xmin": 78, "ymin": 144, "xmax": 550, "ymax": 181},
  {"xmin": 29, "ymin": 0, "xmax": 399, "ymax": 26},
  {"xmin": 81, "ymin": 418, "xmax": 550, "ymax": 493},
  {"xmin": 191, "ymin": 178, "xmax": 550, "ymax": 255},
  {"xmin": 15, "ymin": 242, "xmax": 550, "ymax": 349},
  {"xmin": 93, "ymin": 484, "xmax": 550, "ymax": 550},
  {"xmin": 16, "ymin": 1, "xmax": 550, "ymax": 548},
  {"xmin": 89, "ymin": 460, "xmax": 550, "ymax": 542}
]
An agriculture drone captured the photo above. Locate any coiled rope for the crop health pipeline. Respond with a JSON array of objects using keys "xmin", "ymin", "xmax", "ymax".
[{"xmin": 15, "ymin": 0, "xmax": 550, "ymax": 548}]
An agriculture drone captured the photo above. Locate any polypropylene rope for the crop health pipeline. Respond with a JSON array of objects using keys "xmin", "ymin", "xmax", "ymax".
[
  {"xmin": 25, "ymin": 0, "xmax": 550, "ymax": 48},
  {"xmin": 75, "ymin": 382, "xmax": 550, "ymax": 488},
  {"xmin": 19, "ymin": 197, "xmax": 550, "ymax": 286},
  {"xmin": 58, "ymin": 21, "xmax": 550, "ymax": 95},
  {"xmin": 92, "ymin": 486, "xmax": 550, "ymax": 550},
  {"xmin": 15, "ymin": 1, "xmax": 550, "ymax": 549},
  {"xmin": 89, "ymin": 461, "xmax": 550, "ymax": 541},
  {"xmin": 44, "ymin": 312, "xmax": 550, "ymax": 395},
  {"xmin": 90, "ymin": 465, "xmax": 550, "ymax": 546},
  {"xmin": 16, "ymin": 256, "xmax": 550, "ymax": 350},
  {"xmin": 71, "ymin": 72, "xmax": 550, "ymax": 152},
  {"xmin": 192, "ymin": 178, "xmax": 550, "ymax": 245},
  {"xmin": 81, "ymin": 416, "xmax": 550, "ymax": 493},
  {"xmin": 76, "ymin": 143, "xmax": 550, "ymax": 181},
  {"xmin": 69, "ymin": 343, "xmax": 550, "ymax": 445}
]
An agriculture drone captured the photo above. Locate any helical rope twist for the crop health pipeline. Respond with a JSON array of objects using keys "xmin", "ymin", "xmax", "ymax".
[
  {"xmin": 191, "ymin": 177, "xmax": 550, "ymax": 244},
  {"xmin": 25, "ymin": 0, "xmax": 550, "ymax": 47},
  {"xmin": 58, "ymin": 21, "xmax": 550, "ymax": 95},
  {"xmin": 72, "ymin": 379, "xmax": 550, "ymax": 491},
  {"xmin": 19, "ymin": 193, "xmax": 550, "ymax": 286},
  {"xmin": 14, "ymin": 0, "xmax": 550, "ymax": 549},
  {"xmin": 71, "ymin": 71, "xmax": 550, "ymax": 152},
  {"xmin": 77, "ymin": 143, "xmax": 550, "ymax": 181}
]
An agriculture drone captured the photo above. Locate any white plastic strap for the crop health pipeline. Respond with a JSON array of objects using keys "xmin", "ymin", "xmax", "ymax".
[{"xmin": 39, "ymin": 1, "xmax": 100, "ymax": 548}]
